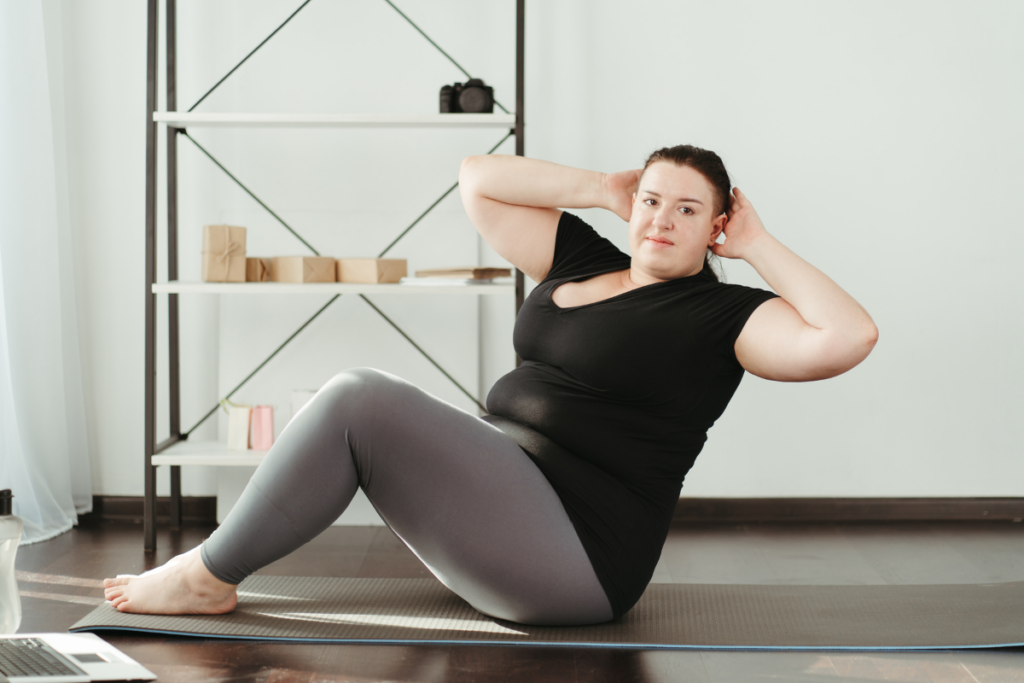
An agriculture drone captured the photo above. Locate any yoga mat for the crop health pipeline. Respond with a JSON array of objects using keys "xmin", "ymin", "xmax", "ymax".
[{"xmin": 71, "ymin": 577, "xmax": 1024, "ymax": 651}]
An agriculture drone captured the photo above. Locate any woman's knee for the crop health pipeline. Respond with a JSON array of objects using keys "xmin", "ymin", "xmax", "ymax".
[
  {"xmin": 320, "ymin": 367, "xmax": 397, "ymax": 400},
  {"xmin": 315, "ymin": 367, "xmax": 404, "ymax": 427}
]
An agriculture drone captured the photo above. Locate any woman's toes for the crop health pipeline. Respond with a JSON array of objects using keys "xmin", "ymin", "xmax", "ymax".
[
  {"xmin": 104, "ymin": 587, "xmax": 124, "ymax": 600},
  {"xmin": 104, "ymin": 576, "xmax": 132, "ymax": 588}
]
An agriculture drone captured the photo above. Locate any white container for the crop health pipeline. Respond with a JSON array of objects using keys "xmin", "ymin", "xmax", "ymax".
[
  {"xmin": 226, "ymin": 406, "xmax": 252, "ymax": 451},
  {"xmin": 0, "ymin": 489, "xmax": 23, "ymax": 634},
  {"xmin": 221, "ymin": 399, "xmax": 252, "ymax": 451}
]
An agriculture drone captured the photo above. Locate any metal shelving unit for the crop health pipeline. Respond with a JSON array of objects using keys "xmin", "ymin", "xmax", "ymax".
[{"xmin": 143, "ymin": 0, "xmax": 526, "ymax": 550}]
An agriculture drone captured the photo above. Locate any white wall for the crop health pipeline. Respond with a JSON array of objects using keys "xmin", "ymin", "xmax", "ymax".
[{"xmin": 60, "ymin": 0, "xmax": 1023, "ymax": 502}]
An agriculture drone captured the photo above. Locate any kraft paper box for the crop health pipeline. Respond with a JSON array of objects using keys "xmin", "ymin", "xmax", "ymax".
[
  {"xmin": 202, "ymin": 224, "xmax": 246, "ymax": 282},
  {"xmin": 337, "ymin": 258, "xmax": 407, "ymax": 283},
  {"xmin": 270, "ymin": 256, "xmax": 337, "ymax": 283},
  {"xmin": 246, "ymin": 258, "xmax": 270, "ymax": 282}
]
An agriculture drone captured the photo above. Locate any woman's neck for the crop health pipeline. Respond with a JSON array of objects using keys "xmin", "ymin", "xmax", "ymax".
[{"xmin": 624, "ymin": 262, "xmax": 703, "ymax": 289}]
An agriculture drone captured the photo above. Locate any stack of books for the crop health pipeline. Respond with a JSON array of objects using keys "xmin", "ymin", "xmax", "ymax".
[{"xmin": 401, "ymin": 267, "xmax": 513, "ymax": 285}]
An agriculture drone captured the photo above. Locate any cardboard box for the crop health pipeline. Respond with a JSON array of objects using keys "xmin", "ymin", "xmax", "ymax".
[
  {"xmin": 337, "ymin": 258, "xmax": 407, "ymax": 283},
  {"xmin": 202, "ymin": 225, "xmax": 246, "ymax": 282},
  {"xmin": 246, "ymin": 258, "xmax": 270, "ymax": 282},
  {"xmin": 270, "ymin": 256, "xmax": 337, "ymax": 283}
]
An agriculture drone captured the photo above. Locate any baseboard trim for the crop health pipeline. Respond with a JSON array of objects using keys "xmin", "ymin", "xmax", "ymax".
[
  {"xmin": 85, "ymin": 495, "xmax": 217, "ymax": 524},
  {"xmin": 82, "ymin": 495, "xmax": 1024, "ymax": 526},
  {"xmin": 673, "ymin": 497, "xmax": 1024, "ymax": 523}
]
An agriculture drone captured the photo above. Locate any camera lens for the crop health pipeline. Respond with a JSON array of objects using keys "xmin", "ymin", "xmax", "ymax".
[{"xmin": 459, "ymin": 87, "xmax": 488, "ymax": 113}]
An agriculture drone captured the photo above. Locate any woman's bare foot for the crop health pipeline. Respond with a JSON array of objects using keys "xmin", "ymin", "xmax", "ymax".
[{"xmin": 102, "ymin": 547, "xmax": 238, "ymax": 615}]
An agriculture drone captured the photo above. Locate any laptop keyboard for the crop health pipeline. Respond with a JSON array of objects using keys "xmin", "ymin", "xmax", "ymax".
[{"xmin": 0, "ymin": 638, "xmax": 82, "ymax": 677}]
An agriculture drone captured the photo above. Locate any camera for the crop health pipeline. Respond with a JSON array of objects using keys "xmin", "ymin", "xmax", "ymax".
[{"xmin": 439, "ymin": 78, "xmax": 494, "ymax": 113}]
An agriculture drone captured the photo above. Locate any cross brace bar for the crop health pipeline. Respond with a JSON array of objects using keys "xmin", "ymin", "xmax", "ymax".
[{"xmin": 178, "ymin": 133, "xmax": 513, "ymax": 435}]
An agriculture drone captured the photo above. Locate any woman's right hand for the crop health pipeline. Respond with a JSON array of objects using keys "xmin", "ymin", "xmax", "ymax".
[{"xmin": 602, "ymin": 169, "xmax": 643, "ymax": 222}]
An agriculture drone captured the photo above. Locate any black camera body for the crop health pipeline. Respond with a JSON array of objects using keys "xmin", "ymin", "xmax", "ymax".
[{"xmin": 440, "ymin": 78, "xmax": 494, "ymax": 113}]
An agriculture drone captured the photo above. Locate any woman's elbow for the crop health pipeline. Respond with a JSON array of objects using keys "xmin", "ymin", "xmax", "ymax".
[
  {"xmin": 849, "ymin": 325, "xmax": 878, "ymax": 369},
  {"xmin": 839, "ymin": 325, "xmax": 879, "ymax": 375},
  {"xmin": 864, "ymin": 322, "xmax": 879, "ymax": 350},
  {"xmin": 807, "ymin": 326, "xmax": 878, "ymax": 380},
  {"xmin": 459, "ymin": 155, "xmax": 487, "ymax": 194}
]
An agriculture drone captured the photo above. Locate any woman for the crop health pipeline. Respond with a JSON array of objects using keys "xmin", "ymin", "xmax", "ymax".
[{"xmin": 104, "ymin": 145, "xmax": 877, "ymax": 625}]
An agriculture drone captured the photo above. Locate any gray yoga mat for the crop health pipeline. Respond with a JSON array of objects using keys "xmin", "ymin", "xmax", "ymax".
[{"xmin": 71, "ymin": 576, "xmax": 1024, "ymax": 650}]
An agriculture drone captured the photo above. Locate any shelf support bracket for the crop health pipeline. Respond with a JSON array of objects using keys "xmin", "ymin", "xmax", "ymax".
[
  {"xmin": 181, "ymin": 131, "xmax": 320, "ymax": 255},
  {"xmin": 378, "ymin": 131, "xmax": 511, "ymax": 257},
  {"xmin": 382, "ymin": 0, "xmax": 510, "ymax": 115},
  {"xmin": 182, "ymin": 295, "xmax": 341, "ymax": 438},
  {"xmin": 359, "ymin": 295, "xmax": 487, "ymax": 413},
  {"xmin": 177, "ymin": 132, "xmax": 513, "ymax": 436},
  {"xmin": 188, "ymin": 0, "xmax": 315, "ymax": 112}
]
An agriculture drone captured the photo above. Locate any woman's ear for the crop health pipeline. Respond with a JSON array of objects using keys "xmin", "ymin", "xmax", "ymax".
[{"xmin": 708, "ymin": 212, "xmax": 727, "ymax": 245}]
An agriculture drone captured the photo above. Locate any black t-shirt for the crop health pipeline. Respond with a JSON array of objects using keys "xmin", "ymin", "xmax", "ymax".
[{"xmin": 485, "ymin": 211, "xmax": 779, "ymax": 618}]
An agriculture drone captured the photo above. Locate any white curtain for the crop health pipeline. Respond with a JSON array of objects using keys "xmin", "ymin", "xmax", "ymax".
[{"xmin": 0, "ymin": 0, "xmax": 93, "ymax": 544}]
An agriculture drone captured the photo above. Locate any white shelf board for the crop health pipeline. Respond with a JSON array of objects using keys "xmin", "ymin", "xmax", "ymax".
[
  {"xmin": 152, "ymin": 440, "xmax": 266, "ymax": 467},
  {"xmin": 153, "ymin": 112, "xmax": 517, "ymax": 129},
  {"xmin": 152, "ymin": 282, "xmax": 516, "ymax": 294},
  {"xmin": 152, "ymin": 280, "xmax": 515, "ymax": 295}
]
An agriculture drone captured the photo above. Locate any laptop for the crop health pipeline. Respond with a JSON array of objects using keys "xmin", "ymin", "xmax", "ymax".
[{"xmin": 0, "ymin": 633, "xmax": 155, "ymax": 682}]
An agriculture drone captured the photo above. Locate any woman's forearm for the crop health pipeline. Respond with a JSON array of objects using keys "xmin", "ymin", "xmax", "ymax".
[
  {"xmin": 744, "ymin": 233, "xmax": 878, "ymax": 344},
  {"xmin": 460, "ymin": 154, "xmax": 608, "ymax": 210}
]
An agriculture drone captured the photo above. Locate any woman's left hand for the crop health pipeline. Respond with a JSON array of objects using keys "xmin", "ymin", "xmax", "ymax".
[{"xmin": 711, "ymin": 187, "xmax": 771, "ymax": 261}]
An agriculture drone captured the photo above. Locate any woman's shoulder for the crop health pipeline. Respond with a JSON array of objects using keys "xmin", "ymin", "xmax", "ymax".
[
  {"xmin": 687, "ymin": 275, "xmax": 778, "ymax": 311},
  {"xmin": 683, "ymin": 276, "xmax": 779, "ymax": 363},
  {"xmin": 687, "ymin": 268, "xmax": 776, "ymax": 297},
  {"xmin": 544, "ymin": 212, "xmax": 629, "ymax": 283}
]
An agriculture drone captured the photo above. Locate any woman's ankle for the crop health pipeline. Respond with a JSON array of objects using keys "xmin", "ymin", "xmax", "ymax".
[{"xmin": 186, "ymin": 548, "xmax": 237, "ymax": 593}]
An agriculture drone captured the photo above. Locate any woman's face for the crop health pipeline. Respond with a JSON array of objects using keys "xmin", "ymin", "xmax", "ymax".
[{"xmin": 627, "ymin": 162, "xmax": 726, "ymax": 281}]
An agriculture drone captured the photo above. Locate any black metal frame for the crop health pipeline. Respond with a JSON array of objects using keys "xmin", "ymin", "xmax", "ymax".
[{"xmin": 144, "ymin": 0, "xmax": 526, "ymax": 550}]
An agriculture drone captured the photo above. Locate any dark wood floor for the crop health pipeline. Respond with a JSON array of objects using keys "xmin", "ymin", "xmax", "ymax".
[{"xmin": 16, "ymin": 518, "xmax": 1024, "ymax": 682}]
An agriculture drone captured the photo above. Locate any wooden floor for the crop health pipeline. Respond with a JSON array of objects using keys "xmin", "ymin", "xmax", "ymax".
[{"xmin": 16, "ymin": 518, "xmax": 1024, "ymax": 682}]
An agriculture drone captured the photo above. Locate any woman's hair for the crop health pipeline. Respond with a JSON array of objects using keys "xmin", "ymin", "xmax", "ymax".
[{"xmin": 642, "ymin": 144, "xmax": 731, "ymax": 281}]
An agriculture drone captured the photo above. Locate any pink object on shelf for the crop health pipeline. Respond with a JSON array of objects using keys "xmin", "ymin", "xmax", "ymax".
[{"xmin": 251, "ymin": 405, "xmax": 274, "ymax": 450}]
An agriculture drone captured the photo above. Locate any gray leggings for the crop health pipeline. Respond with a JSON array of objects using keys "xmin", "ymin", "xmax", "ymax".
[{"xmin": 200, "ymin": 367, "xmax": 613, "ymax": 626}]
